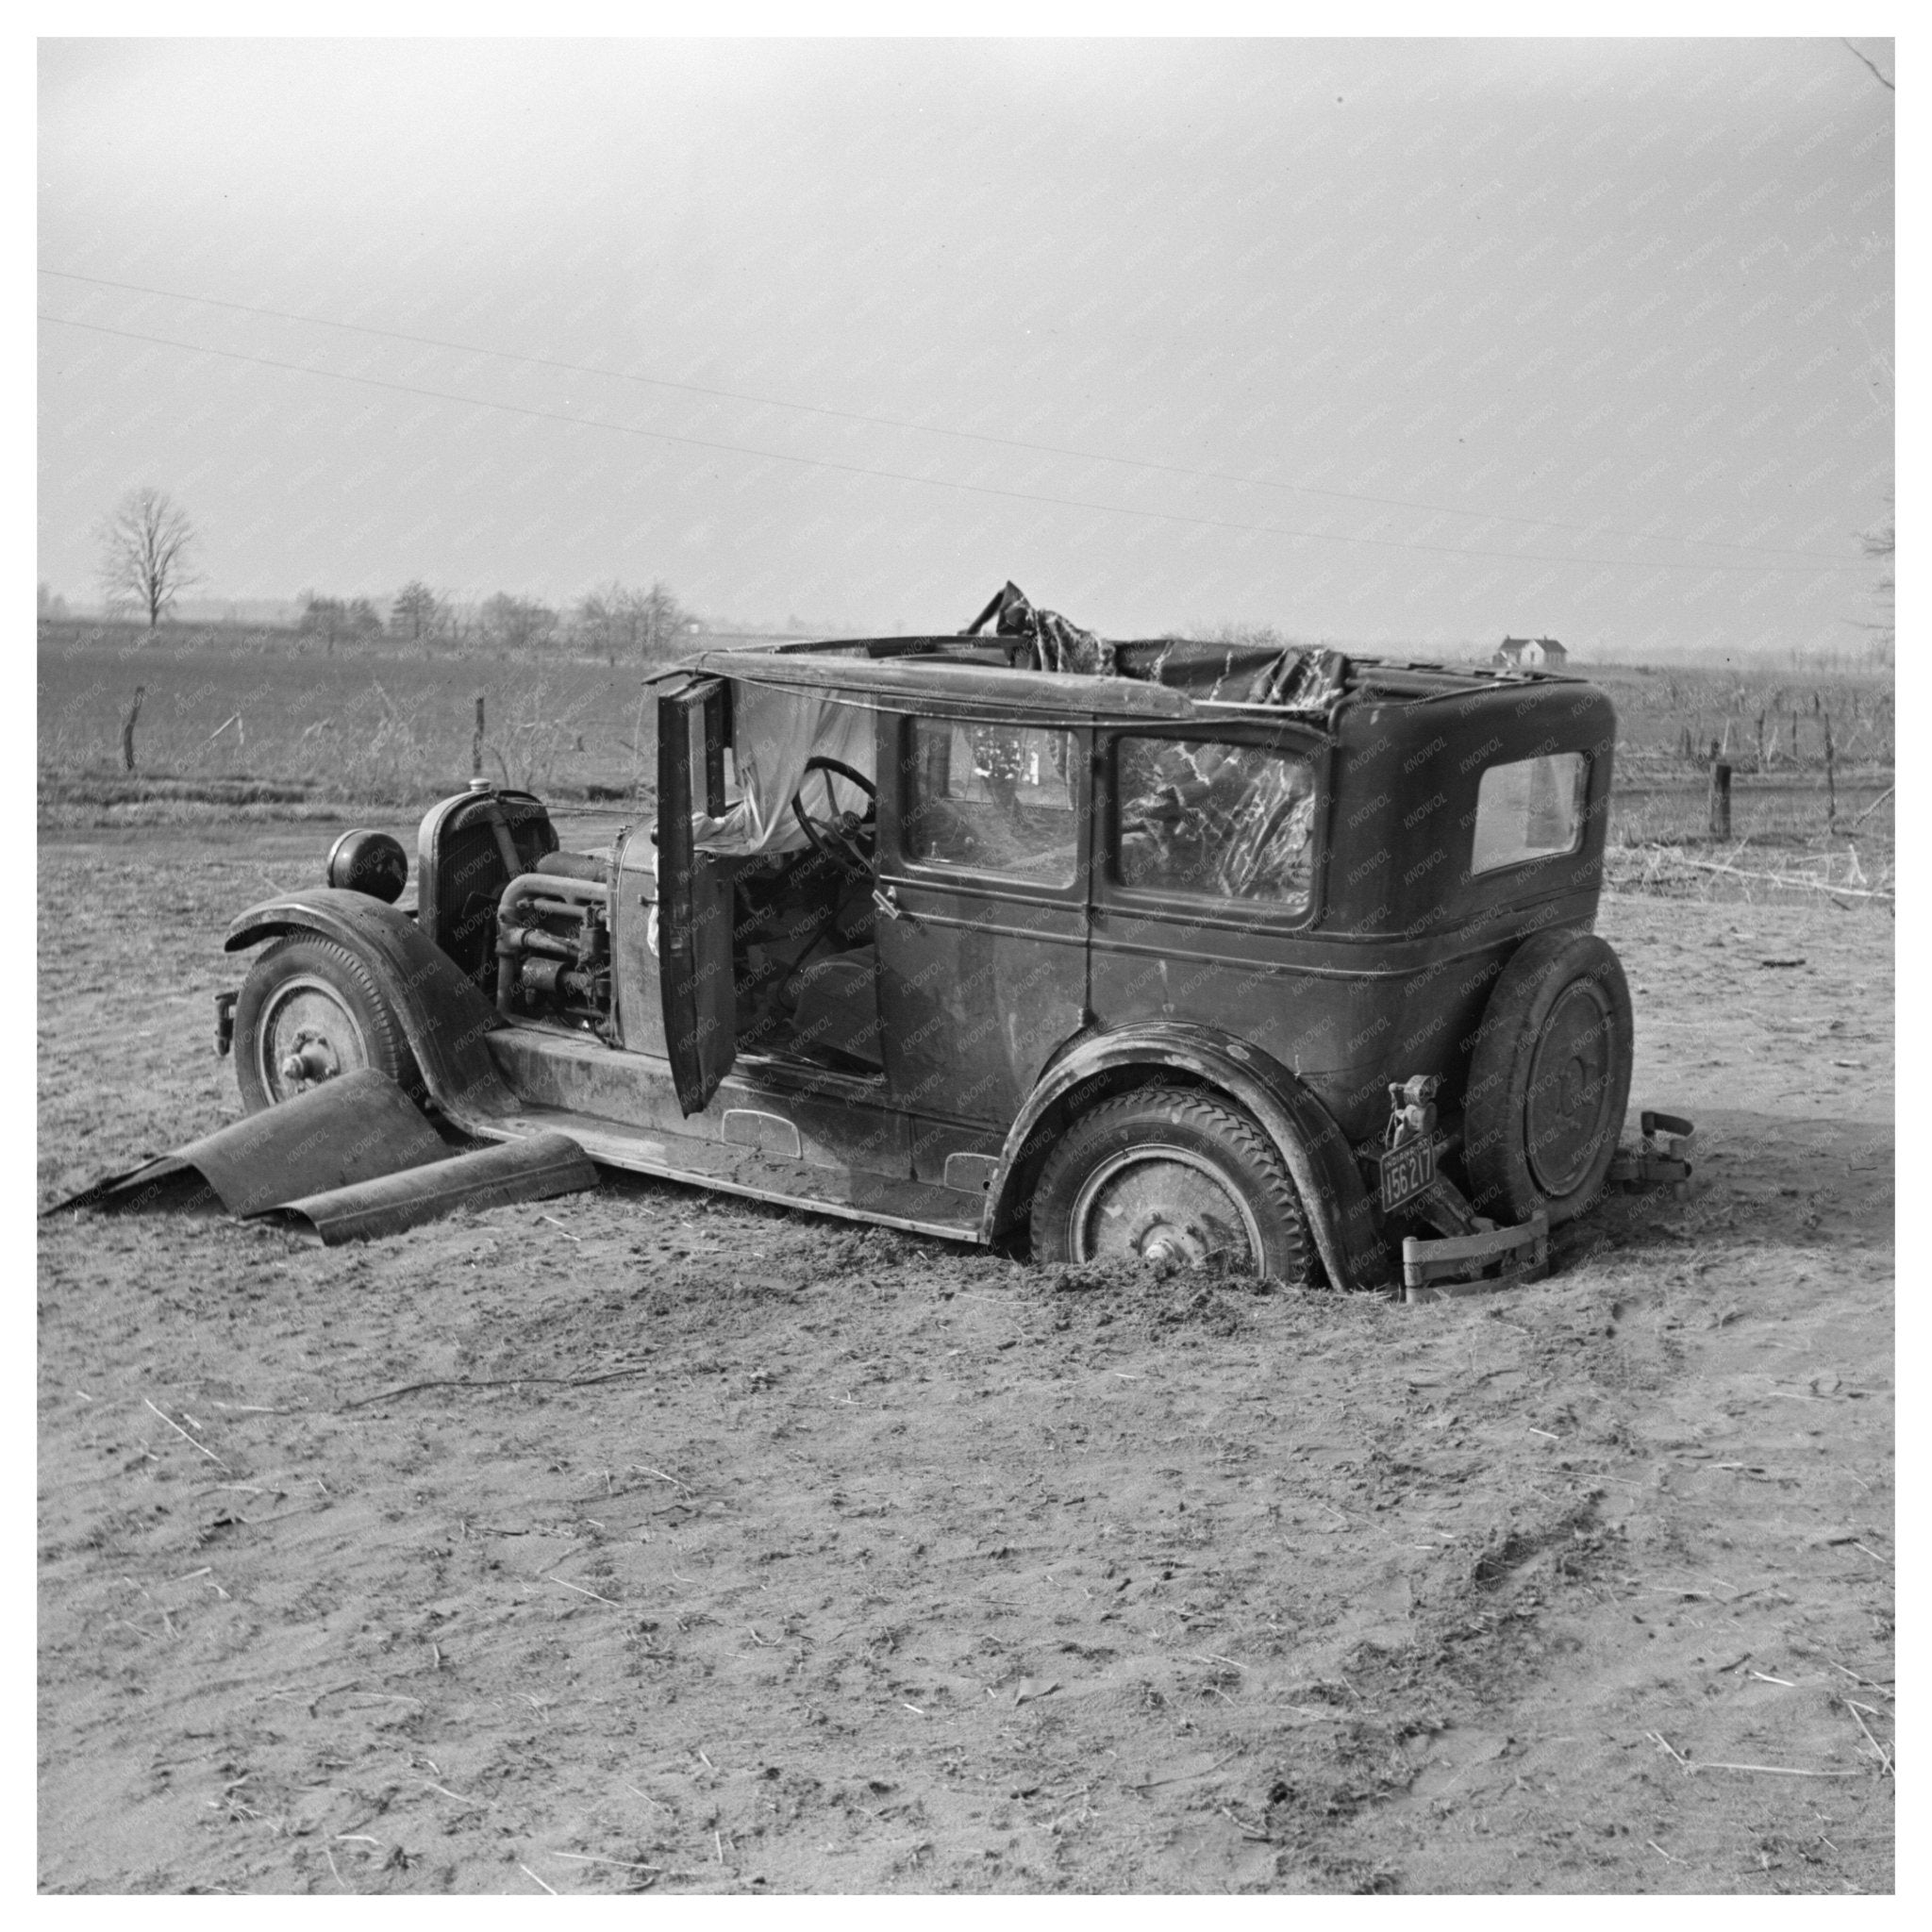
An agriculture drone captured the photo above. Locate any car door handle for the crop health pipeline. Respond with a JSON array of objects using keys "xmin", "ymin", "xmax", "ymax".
[{"xmin": 872, "ymin": 884, "xmax": 907, "ymax": 922}]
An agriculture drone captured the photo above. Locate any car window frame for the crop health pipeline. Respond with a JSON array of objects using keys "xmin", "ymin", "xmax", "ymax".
[
  {"xmin": 1467, "ymin": 749, "xmax": 1591, "ymax": 881},
  {"xmin": 1096, "ymin": 722, "xmax": 1329, "ymax": 931},
  {"xmin": 889, "ymin": 711, "xmax": 1092, "ymax": 903}
]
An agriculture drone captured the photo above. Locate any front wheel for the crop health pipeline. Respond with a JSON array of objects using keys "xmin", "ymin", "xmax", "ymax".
[
  {"xmin": 1029, "ymin": 1089, "xmax": 1311, "ymax": 1282},
  {"xmin": 234, "ymin": 933, "xmax": 421, "ymax": 1113}
]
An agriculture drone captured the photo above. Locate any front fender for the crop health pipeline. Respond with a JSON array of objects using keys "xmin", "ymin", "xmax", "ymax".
[
  {"xmin": 986, "ymin": 1022, "xmax": 1393, "ymax": 1291},
  {"xmin": 225, "ymin": 889, "xmax": 517, "ymax": 1121}
]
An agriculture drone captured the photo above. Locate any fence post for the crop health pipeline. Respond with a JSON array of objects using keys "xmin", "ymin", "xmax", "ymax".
[
  {"xmin": 1824, "ymin": 714, "xmax": 1836, "ymax": 826},
  {"xmin": 1707, "ymin": 760, "xmax": 1732, "ymax": 841},
  {"xmin": 121, "ymin": 685, "xmax": 145, "ymax": 774},
  {"xmin": 474, "ymin": 694, "xmax": 485, "ymax": 778}
]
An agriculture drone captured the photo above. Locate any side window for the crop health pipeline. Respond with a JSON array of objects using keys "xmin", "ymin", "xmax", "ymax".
[
  {"xmin": 904, "ymin": 719, "xmax": 1079, "ymax": 885},
  {"xmin": 1114, "ymin": 735, "xmax": 1317, "ymax": 909},
  {"xmin": 689, "ymin": 687, "xmax": 729, "ymax": 814},
  {"xmin": 1471, "ymin": 753, "xmax": 1586, "ymax": 874}
]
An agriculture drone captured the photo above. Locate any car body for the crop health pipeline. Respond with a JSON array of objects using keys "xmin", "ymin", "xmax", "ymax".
[{"xmin": 223, "ymin": 625, "xmax": 1636, "ymax": 1291}]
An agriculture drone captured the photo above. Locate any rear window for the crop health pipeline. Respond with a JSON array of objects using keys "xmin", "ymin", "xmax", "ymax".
[
  {"xmin": 1471, "ymin": 752, "xmax": 1587, "ymax": 874},
  {"xmin": 1114, "ymin": 735, "xmax": 1317, "ymax": 908}
]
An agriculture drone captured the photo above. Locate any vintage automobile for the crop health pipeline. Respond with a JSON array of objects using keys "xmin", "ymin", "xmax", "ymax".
[{"xmin": 219, "ymin": 600, "xmax": 1670, "ymax": 1295}]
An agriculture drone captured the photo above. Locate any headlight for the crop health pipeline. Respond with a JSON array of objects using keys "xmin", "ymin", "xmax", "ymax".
[{"xmin": 325, "ymin": 829, "xmax": 408, "ymax": 904}]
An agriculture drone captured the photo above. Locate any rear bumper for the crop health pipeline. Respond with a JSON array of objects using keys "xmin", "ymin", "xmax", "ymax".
[{"xmin": 1400, "ymin": 1213, "xmax": 1549, "ymax": 1303}]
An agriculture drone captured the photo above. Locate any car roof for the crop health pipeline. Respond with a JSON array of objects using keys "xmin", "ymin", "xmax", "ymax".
[{"xmin": 662, "ymin": 634, "xmax": 1587, "ymax": 732}]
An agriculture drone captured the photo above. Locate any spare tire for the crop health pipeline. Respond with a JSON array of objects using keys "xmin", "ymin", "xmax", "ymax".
[{"xmin": 1463, "ymin": 929, "xmax": 1633, "ymax": 1228}]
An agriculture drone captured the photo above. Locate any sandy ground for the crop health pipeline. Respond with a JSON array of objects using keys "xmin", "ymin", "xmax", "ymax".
[{"xmin": 37, "ymin": 827, "xmax": 1893, "ymax": 1894}]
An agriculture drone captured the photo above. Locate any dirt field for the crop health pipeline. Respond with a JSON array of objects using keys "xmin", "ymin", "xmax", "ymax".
[{"xmin": 37, "ymin": 825, "xmax": 1894, "ymax": 1894}]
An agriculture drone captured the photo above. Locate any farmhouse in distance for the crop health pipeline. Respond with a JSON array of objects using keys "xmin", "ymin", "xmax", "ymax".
[{"xmin": 1494, "ymin": 635, "xmax": 1570, "ymax": 671}]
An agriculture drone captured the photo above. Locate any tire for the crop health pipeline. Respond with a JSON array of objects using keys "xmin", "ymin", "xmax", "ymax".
[
  {"xmin": 1463, "ymin": 929, "xmax": 1633, "ymax": 1228},
  {"xmin": 234, "ymin": 933, "xmax": 421, "ymax": 1114},
  {"xmin": 1029, "ymin": 1089, "xmax": 1311, "ymax": 1282}
]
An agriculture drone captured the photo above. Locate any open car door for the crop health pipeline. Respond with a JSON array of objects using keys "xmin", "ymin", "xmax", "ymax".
[{"xmin": 657, "ymin": 676, "xmax": 736, "ymax": 1115}]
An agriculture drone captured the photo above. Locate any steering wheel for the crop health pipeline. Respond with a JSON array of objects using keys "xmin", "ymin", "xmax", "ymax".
[{"xmin": 790, "ymin": 756, "xmax": 878, "ymax": 880}]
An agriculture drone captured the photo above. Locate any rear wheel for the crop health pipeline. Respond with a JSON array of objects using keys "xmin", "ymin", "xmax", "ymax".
[
  {"xmin": 234, "ymin": 933, "xmax": 420, "ymax": 1113},
  {"xmin": 1463, "ymin": 929, "xmax": 1633, "ymax": 1226},
  {"xmin": 1029, "ymin": 1090, "xmax": 1310, "ymax": 1282}
]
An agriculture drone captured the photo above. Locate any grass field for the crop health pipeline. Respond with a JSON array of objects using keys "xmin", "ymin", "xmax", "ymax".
[
  {"xmin": 38, "ymin": 638, "xmax": 1893, "ymax": 896},
  {"xmin": 39, "ymin": 643, "xmax": 654, "ymax": 807}
]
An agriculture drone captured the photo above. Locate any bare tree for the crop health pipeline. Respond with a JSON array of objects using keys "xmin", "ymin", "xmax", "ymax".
[
  {"xmin": 390, "ymin": 579, "xmax": 442, "ymax": 641},
  {"xmin": 96, "ymin": 487, "xmax": 200, "ymax": 628},
  {"xmin": 635, "ymin": 579, "xmax": 694, "ymax": 659},
  {"xmin": 442, "ymin": 597, "xmax": 480, "ymax": 650},
  {"xmin": 575, "ymin": 580, "xmax": 631, "ymax": 660},
  {"xmin": 480, "ymin": 592, "xmax": 559, "ymax": 652},
  {"xmin": 299, "ymin": 592, "xmax": 385, "ymax": 655},
  {"xmin": 574, "ymin": 579, "xmax": 694, "ymax": 662}
]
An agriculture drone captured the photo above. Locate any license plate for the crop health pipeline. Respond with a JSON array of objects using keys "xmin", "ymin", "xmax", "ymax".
[{"xmin": 1380, "ymin": 1138, "xmax": 1436, "ymax": 1213}]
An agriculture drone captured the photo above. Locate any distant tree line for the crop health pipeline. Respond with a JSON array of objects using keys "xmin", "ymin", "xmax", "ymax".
[
  {"xmin": 297, "ymin": 593, "xmax": 385, "ymax": 648},
  {"xmin": 79, "ymin": 486, "xmax": 701, "ymax": 662},
  {"xmin": 300, "ymin": 577, "xmax": 701, "ymax": 661}
]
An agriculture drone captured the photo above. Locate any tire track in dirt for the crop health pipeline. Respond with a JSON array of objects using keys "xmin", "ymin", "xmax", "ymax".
[{"xmin": 38, "ymin": 837, "xmax": 1892, "ymax": 1892}]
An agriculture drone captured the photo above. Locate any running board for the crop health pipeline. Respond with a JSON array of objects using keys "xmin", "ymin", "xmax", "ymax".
[{"xmin": 448, "ymin": 1102, "xmax": 987, "ymax": 1243}]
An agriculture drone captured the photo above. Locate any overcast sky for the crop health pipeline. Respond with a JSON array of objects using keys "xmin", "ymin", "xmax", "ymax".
[{"xmin": 38, "ymin": 37, "xmax": 1893, "ymax": 657}]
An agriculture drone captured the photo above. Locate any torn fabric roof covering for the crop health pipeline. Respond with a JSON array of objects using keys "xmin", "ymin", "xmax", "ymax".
[
  {"xmin": 669, "ymin": 584, "xmax": 1356, "ymax": 726},
  {"xmin": 964, "ymin": 580, "xmax": 1348, "ymax": 715},
  {"xmin": 660, "ymin": 582, "xmax": 1575, "ymax": 732}
]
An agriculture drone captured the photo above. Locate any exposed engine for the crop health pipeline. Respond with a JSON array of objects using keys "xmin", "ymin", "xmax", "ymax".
[
  {"xmin": 492, "ymin": 858, "xmax": 615, "ymax": 1038},
  {"xmin": 327, "ymin": 785, "xmax": 621, "ymax": 1041}
]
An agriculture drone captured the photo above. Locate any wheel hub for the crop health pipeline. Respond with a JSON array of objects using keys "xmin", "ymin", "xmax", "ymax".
[
  {"xmin": 258, "ymin": 977, "xmax": 371, "ymax": 1102},
  {"xmin": 1071, "ymin": 1147, "xmax": 1262, "ymax": 1270},
  {"xmin": 279, "ymin": 1029, "xmax": 340, "ymax": 1085}
]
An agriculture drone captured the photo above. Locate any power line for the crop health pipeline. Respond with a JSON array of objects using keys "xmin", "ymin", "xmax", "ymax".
[
  {"xmin": 40, "ymin": 264, "xmax": 1856, "ymax": 567},
  {"xmin": 40, "ymin": 309, "xmax": 1867, "ymax": 576}
]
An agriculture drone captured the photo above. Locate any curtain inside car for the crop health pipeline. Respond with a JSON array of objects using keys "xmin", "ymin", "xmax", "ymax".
[{"xmin": 690, "ymin": 681, "xmax": 875, "ymax": 858}]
